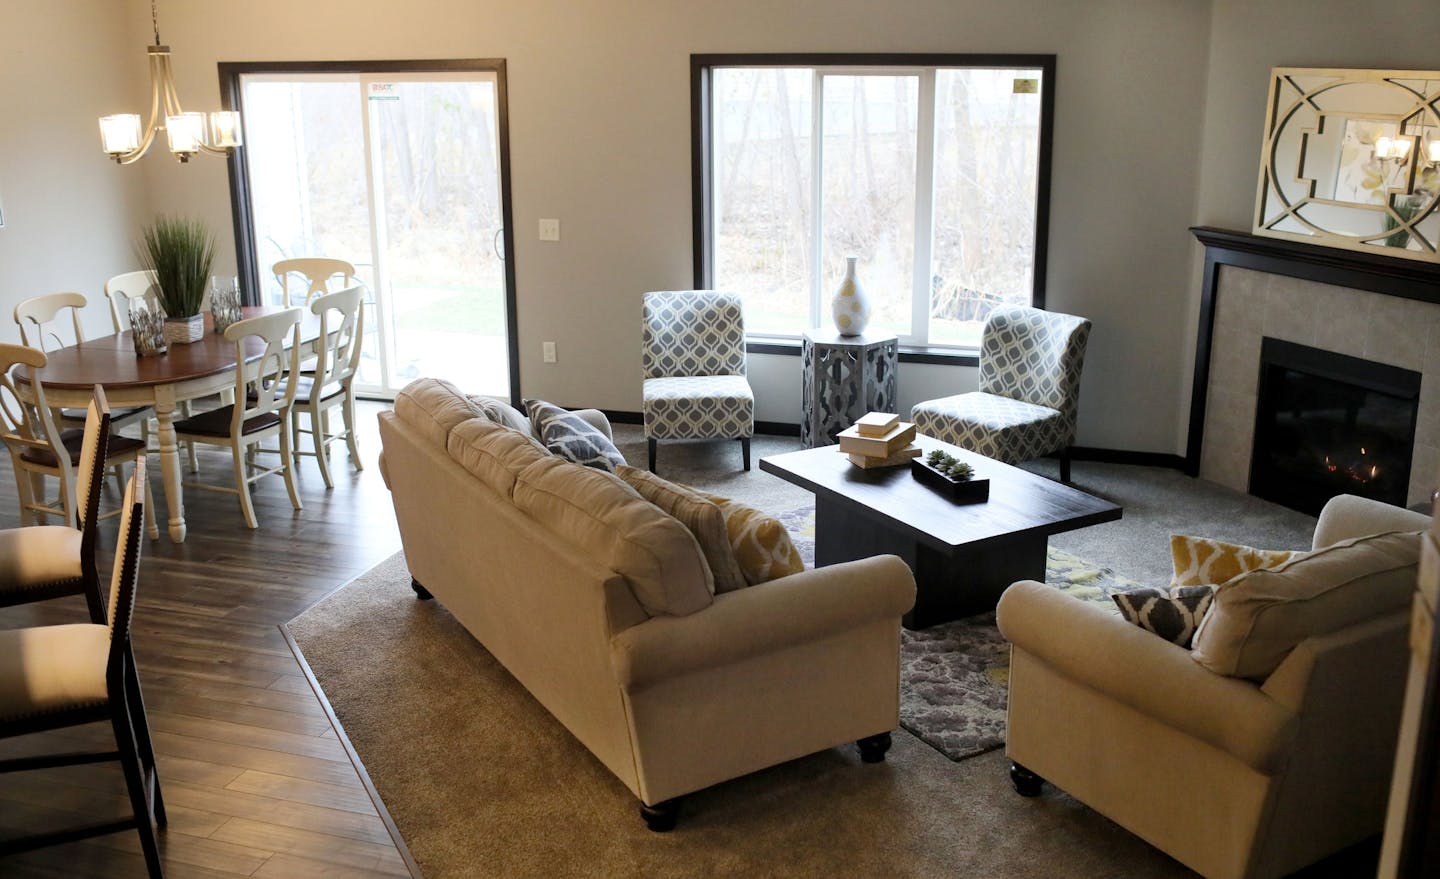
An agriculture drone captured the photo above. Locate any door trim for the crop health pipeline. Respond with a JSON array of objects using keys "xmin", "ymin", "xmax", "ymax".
[{"xmin": 218, "ymin": 58, "xmax": 522, "ymax": 404}]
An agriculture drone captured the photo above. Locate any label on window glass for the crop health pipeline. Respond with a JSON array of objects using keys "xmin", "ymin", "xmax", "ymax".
[
  {"xmin": 1012, "ymin": 78, "xmax": 1039, "ymax": 94},
  {"xmin": 368, "ymin": 83, "xmax": 400, "ymax": 101}
]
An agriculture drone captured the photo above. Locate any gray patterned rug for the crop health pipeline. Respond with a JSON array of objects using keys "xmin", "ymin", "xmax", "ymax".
[{"xmin": 777, "ymin": 505, "xmax": 1142, "ymax": 762}]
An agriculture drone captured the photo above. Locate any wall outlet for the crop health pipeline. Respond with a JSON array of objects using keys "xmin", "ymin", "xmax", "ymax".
[
  {"xmin": 538, "ymin": 218, "xmax": 560, "ymax": 241},
  {"xmin": 542, "ymin": 341, "xmax": 558, "ymax": 363}
]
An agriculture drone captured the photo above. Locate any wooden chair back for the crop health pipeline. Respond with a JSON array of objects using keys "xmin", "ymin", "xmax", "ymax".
[
  {"xmin": 14, "ymin": 292, "xmax": 88, "ymax": 351},
  {"xmin": 104, "ymin": 271, "xmax": 158, "ymax": 332},
  {"xmin": 225, "ymin": 308, "xmax": 303, "ymax": 433},
  {"xmin": 105, "ymin": 459, "xmax": 146, "ymax": 651},
  {"xmin": 310, "ymin": 286, "xmax": 365, "ymax": 391},
  {"xmin": 75, "ymin": 386, "xmax": 114, "ymax": 546},
  {"xmin": 0, "ymin": 344, "xmax": 74, "ymax": 524},
  {"xmin": 273, "ymin": 258, "xmax": 357, "ymax": 308}
]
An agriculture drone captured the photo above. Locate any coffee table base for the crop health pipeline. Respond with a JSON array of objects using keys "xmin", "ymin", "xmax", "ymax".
[{"xmin": 815, "ymin": 498, "xmax": 1047, "ymax": 629}]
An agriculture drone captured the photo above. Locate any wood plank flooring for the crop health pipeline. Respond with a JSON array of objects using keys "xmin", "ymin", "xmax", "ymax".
[{"xmin": 0, "ymin": 400, "xmax": 412, "ymax": 878}]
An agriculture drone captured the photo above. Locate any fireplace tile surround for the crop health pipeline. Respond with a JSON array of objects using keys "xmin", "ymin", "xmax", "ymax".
[{"xmin": 1199, "ymin": 265, "xmax": 1440, "ymax": 508}]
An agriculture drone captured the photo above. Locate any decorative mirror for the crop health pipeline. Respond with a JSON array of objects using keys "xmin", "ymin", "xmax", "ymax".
[{"xmin": 1254, "ymin": 67, "xmax": 1440, "ymax": 262}]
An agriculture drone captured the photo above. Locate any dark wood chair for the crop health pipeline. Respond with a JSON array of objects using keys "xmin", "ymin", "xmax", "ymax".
[{"xmin": 0, "ymin": 460, "xmax": 166, "ymax": 877}]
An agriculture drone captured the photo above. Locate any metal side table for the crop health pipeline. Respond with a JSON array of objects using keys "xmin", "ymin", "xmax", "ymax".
[{"xmin": 801, "ymin": 328, "xmax": 899, "ymax": 448}]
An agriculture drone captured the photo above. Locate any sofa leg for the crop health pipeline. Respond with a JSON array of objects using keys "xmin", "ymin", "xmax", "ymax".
[
  {"xmin": 647, "ymin": 438, "xmax": 657, "ymax": 473},
  {"xmin": 1059, "ymin": 448, "xmax": 1072, "ymax": 484},
  {"xmin": 857, "ymin": 732, "xmax": 892, "ymax": 763},
  {"xmin": 740, "ymin": 437, "xmax": 751, "ymax": 470},
  {"xmin": 639, "ymin": 797, "xmax": 682, "ymax": 832},
  {"xmin": 411, "ymin": 578, "xmax": 433, "ymax": 601},
  {"xmin": 1010, "ymin": 762, "xmax": 1045, "ymax": 797}
]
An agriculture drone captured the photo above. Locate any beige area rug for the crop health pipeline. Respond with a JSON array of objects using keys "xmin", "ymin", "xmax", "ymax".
[{"xmin": 288, "ymin": 554, "xmax": 1196, "ymax": 879}]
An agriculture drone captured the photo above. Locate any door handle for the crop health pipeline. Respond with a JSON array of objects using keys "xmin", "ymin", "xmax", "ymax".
[{"xmin": 493, "ymin": 228, "xmax": 505, "ymax": 261}]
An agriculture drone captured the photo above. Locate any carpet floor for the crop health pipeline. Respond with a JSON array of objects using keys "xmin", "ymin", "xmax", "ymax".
[{"xmin": 289, "ymin": 430, "xmax": 1369, "ymax": 878}]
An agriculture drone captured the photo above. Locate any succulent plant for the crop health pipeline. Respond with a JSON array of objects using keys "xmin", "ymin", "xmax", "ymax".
[{"xmin": 922, "ymin": 450, "xmax": 973, "ymax": 481}]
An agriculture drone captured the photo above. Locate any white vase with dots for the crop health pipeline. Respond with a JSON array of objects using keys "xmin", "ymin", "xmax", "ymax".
[{"xmin": 830, "ymin": 256, "xmax": 872, "ymax": 337}]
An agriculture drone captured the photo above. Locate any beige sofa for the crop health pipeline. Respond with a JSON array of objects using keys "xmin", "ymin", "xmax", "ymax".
[
  {"xmin": 377, "ymin": 380, "xmax": 916, "ymax": 829},
  {"xmin": 997, "ymin": 494, "xmax": 1430, "ymax": 879}
]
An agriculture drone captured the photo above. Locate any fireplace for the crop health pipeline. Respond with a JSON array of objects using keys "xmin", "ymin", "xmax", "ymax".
[{"xmin": 1250, "ymin": 338, "xmax": 1421, "ymax": 515}]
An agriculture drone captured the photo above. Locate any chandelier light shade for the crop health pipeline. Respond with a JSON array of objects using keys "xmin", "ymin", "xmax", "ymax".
[{"xmin": 100, "ymin": 1, "xmax": 242, "ymax": 164}]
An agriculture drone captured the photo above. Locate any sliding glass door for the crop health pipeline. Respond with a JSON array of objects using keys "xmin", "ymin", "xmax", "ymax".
[{"xmin": 232, "ymin": 64, "xmax": 515, "ymax": 399}]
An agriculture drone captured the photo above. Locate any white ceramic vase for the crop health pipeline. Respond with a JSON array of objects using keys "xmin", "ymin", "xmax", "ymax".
[{"xmin": 830, "ymin": 256, "xmax": 872, "ymax": 337}]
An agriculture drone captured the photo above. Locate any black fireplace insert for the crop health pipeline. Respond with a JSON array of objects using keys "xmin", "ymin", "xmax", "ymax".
[{"xmin": 1250, "ymin": 338, "xmax": 1421, "ymax": 516}]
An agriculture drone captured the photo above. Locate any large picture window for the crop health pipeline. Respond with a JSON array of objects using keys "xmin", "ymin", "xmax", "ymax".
[{"xmin": 692, "ymin": 55, "xmax": 1054, "ymax": 351}]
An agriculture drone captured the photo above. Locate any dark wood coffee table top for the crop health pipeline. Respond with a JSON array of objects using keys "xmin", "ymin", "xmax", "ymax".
[{"xmin": 760, "ymin": 435, "xmax": 1122, "ymax": 553}]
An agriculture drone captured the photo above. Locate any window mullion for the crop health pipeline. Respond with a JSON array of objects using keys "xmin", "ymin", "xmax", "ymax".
[
  {"xmin": 911, "ymin": 68, "xmax": 938, "ymax": 348},
  {"xmin": 809, "ymin": 70, "xmax": 824, "ymax": 331}
]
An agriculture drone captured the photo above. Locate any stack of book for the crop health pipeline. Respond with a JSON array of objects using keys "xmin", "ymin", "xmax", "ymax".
[{"xmin": 837, "ymin": 412, "xmax": 920, "ymax": 469}]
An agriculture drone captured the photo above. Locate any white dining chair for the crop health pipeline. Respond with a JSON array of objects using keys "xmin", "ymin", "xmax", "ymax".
[
  {"xmin": 173, "ymin": 308, "xmax": 305, "ymax": 528},
  {"xmin": 273, "ymin": 258, "xmax": 358, "ymax": 308},
  {"xmin": 291, "ymin": 285, "xmax": 365, "ymax": 488}
]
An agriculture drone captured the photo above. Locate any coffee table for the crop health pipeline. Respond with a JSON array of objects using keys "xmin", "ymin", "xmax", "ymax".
[{"xmin": 760, "ymin": 435, "xmax": 1122, "ymax": 628}]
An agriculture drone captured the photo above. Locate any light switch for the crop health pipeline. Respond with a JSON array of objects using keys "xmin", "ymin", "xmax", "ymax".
[
  {"xmin": 539, "ymin": 219, "xmax": 560, "ymax": 241},
  {"xmin": 542, "ymin": 341, "xmax": 557, "ymax": 363}
]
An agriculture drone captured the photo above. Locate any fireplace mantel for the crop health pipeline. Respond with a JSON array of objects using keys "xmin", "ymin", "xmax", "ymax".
[{"xmin": 1186, "ymin": 227, "xmax": 1440, "ymax": 478}]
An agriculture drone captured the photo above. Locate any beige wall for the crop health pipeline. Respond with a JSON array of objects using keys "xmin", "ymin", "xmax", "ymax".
[
  {"xmin": 131, "ymin": 0, "xmax": 1212, "ymax": 451},
  {"xmin": 0, "ymin": 0, "xmax": 150, "ymax": 342}
]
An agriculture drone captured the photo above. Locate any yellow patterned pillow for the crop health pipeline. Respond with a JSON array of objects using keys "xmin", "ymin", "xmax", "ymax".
[
  {"xmin": 698, "ymin": 492, "xmax": 805, "ymax": 586},
  {"xmin": 1170, "ymin": 535, "xmax": 1298, "ymax": 587}
]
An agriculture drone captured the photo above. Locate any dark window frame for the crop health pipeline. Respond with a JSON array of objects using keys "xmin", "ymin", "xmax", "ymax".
[
  {"xmin": 218, "ymin": 58, "xmax": 521, "ymax": 403},
  {"xmin": 690, "ymin": 52, "xmax": 1056, "ymax": 362}
]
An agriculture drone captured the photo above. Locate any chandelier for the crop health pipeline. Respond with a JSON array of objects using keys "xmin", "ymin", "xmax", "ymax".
[{"xmin": 98, "ymin": 0, "xmax": 242, "ymax": 164}]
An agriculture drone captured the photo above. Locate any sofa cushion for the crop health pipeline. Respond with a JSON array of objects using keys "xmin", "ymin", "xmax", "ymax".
[
  {"xmin": 448, "ymin": 418, "xmax": 551, "ymax": 497},
  {"xmin": 1113, "ymin": 585, "xmax": 1215, "ymax": 648},
  {"xmin": 1191, "ymin": 530, "xmax": 1421, "ymax": 680},
  {"xmin": 524, "ymin": 399, "xmax": 627, "ymax": 472},
  {"xmin": 615, "ymin": 466, "xmax": 748, "ymax": 594},
  {"xmin": 394, "ymin": 378, "xmax": 487, "ymax": 447},
  {"xmin": 697, "ymin": 492, "xmax": 806, "ymax": 586},
  {"xmin": 467, "ymin": 394, "xmax": 533, "ymax": 435},
  {"xmin": 1170, "ymin": 535, "xmax": 1297, "ymax": 588},
  {"xmin": 513, "ymin": 455, "xmax": 713, "ymax": 616}
]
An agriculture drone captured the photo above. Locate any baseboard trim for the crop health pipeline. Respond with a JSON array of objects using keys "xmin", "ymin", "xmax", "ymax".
[
  {"xmin": 597, "ymin": 409, "xmax": 801, "ymax": 437},
  {"xmin": 1069, "ymin": 446, "xmax": 1187, "ymax": 470}
]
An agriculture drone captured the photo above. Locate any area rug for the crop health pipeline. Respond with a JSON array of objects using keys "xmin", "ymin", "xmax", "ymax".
[{"xmin": 777, "ymin": 505, "xmax": 1141, "ymax": 760}]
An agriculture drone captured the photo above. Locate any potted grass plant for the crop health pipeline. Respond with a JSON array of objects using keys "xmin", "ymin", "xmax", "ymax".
[{"xmin": 138, "ymin": 215, "xmax": 215, "ymax": 345}]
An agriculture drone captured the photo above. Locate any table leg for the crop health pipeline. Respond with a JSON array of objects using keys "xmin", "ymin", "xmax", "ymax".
[{"xmin": 154, "ymin": 395, "xmax": 187, "ymax": 543}]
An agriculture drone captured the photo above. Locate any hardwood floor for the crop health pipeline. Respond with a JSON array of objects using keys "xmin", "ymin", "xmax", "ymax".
[{"xmin": 0, "ymin": 400, "xmax": 412, "ymax": 878}]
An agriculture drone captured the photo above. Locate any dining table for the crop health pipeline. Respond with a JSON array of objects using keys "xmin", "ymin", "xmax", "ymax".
[{"xmin": 19, "ymin": 306, "xmax": 323, "ymax": 543}]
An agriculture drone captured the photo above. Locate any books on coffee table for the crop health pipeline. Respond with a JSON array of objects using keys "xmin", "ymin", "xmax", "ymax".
[
  {"xmin": 838, "ymin": 420, "xmax": 916, "ymax": 457},
  {"xmin": 855, "ymin": 411, "xmax": 900, "ymax": 437},
  {"xmin": 847, "ymin": 444, "xmax": 921, "ymax": 469}
]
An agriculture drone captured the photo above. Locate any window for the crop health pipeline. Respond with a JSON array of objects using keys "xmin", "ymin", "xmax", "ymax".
[{"xmin": 693, "ymin": 55, "xmax": 1054, "ymax": 351}]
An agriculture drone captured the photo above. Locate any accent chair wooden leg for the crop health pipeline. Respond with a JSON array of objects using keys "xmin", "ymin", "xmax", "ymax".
[
  {"xmin": 647, "ymin": 438, "xmax": 657, "ymax": 473},
  {"xmin": 740, "ymin": 436, "xmax": 751, "ymax": 470},
  {"xmin": 1010, "ymin": 762, "xmax": 1045, "ymax": 797},
  {"xmin": 639, "ymin": 797, "xmax": 682, "ymax": 832},
  {"xmin": 857, "ymin": 731, "xmax": 892, "ymax": 763},
  {"xmin": 1059, "ymin": 448, "xmax": 1072, "ymax": 484},
  {"xmin": 111, "ymin": 683, "xmax": 164, "ymax": 877},
  {"xmin": 411, "ymin": 578, "xmax": 433, "ymax": 600}
]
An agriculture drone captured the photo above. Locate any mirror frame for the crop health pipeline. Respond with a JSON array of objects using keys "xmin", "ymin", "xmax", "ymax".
[{"xmin": 1254, "ymin": 66, "xmax": 1440, "ymax": 263}]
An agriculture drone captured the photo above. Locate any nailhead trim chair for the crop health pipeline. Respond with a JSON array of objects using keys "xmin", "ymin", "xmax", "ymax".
[
  {"xmin": 0, "ymin": 461, "xmax": 166, "ymax": 878},
  {"xmin": 641, "ymin": 290, "xmax": 754, "ymax": 472},
  {"xmin": 911, "ymin": 305, "xmax": 1091, "ymax": 482}
]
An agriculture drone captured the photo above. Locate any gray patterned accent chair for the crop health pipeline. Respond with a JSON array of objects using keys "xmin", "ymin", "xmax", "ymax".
[
  {"xmin": 910, "ymin": 306, "xmax": 1091, "ymax": 482},
  {"xmin": 641, "ymin": 291, "xmax": 754, "ymax": 473}
]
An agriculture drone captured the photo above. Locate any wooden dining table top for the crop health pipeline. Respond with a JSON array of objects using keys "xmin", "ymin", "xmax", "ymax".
[{"xmin": 22, "ymin": 306, "xmax": 320, "ymax": 390}]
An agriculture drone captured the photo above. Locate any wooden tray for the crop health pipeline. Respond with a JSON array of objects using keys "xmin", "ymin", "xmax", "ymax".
[{"xmin": 910, "ymin": 459, "xmax": 990, "ymax": 504}]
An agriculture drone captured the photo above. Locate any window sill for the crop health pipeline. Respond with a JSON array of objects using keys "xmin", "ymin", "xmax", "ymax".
[{"xmin": 746, "ymin": 338, "xmax": 979, "ymax": 367}]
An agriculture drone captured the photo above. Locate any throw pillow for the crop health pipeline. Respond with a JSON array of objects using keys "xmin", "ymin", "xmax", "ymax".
[
  {"xmin": 1112, "ymin": 585, "xmax": 1215, "ymax": 648},
  {"xmin": 1191, "ymin": 529, "xmax": 1421, "ymax": 680},
  {"xmin": 1170, "ymin": 535, "xmax": 1297, "ymax": 587},
  {"xmin": 616, "ymin": 466, "xmax": 749, "ymax": 594},
  {"xmin": 523, "ymin": 399, "xmax": 627, "ymax": 472},
  {"xmin": 697, "ymin": 491, "xmax": 805, "ymax": 586},
  {"xmin": 467, "ymin": 394, "xmax": 533, "ymax": 436}
]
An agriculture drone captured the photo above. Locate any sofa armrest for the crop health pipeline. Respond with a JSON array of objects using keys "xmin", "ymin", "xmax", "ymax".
[
  {"xmin": 1312, "ymin": 494, "xmax": 1430, "ymax": 550},
  {"xmin": 572, "ymin": 408, "xmax": 613, "ymax": 441},
  {"xmin": 997, "ymin": 580, "xmax": 1297, "ymax": 773},
  {"xmin": 610, "ymin": 554, "xmax": 915, "ymax": 690}
]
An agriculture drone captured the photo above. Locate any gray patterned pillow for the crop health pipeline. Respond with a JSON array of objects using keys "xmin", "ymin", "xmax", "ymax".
[
  {"xmin": 466, "ymin": 394, "xmax": 532, "ymax": 435},
  {"xmin": 1112, "ymin": 585, "xmax": 1215, "ymax": 648},
  {"xmin": 523, "ymin": 399, "xmax": 627, "ymax": 472}
]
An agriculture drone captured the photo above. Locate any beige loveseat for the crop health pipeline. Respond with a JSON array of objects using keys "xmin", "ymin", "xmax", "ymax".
[
  {"xmin": 997, "ymin": 494, "xmax": 1430, "ymax": 879},
  {"xmin": 377, "ymin": 379, "xmax": 916, "ymax": 829}
]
